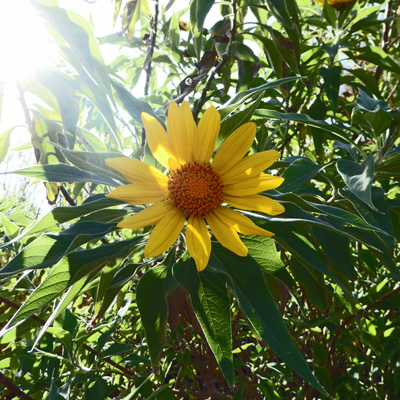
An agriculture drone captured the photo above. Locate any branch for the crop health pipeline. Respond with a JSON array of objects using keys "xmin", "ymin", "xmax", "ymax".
[
  {"xmin": 192, "ymin": 55, "xmax": 230, "ymax": 121},
  {"xmin": 0, "ymin": 371, "xmax": 34, "ymax": 400},
  {"xmin": 142, "ymin": 0, "xmax": 159, "ymax": 146}
]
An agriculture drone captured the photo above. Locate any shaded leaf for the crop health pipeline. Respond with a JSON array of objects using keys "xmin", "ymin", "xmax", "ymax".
[
  {"xmin": 173, "ymin": 258, "xmax": 234, "ymax": 386},
  {"xmin": 209, "ymin": 245, "xmax": 327, "ymax": 395}
]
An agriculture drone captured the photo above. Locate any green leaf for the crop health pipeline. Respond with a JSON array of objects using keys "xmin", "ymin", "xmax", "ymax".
[
  {"xmin": 51, "ymin": 143, "xmax": 130, "ymax": 184},
  {"xmin": 0, "ymin": 127, "xmax": 16, "ymax": 164},
  {"xmin": 219, "ymin": 91, "xmax": 265, "ymax": 142},
  {"xmin": 86, "ymin": 379, "xmax": 108, "ymax": 400},
  {"xmin": 0, "ymin": 194, "xmax": 124, "ymax": 249},
  {"xmin": 352, "ymin": 89, "xmax": 392, "ymax": 136},
  {"xmin": 265, "ymin": 0, "xmax": 293, "ymax": 28},
  {"xmin": 209, "ymin": 245, "xmax": 327, "ymax": 395},
  {"xmin": 173, "ymin": 258, "xmax": 234, "ymax": 386},
  {"xmin": 337, "ymin": 154, "xmax": 379, "ymax": 212},
  {"xmin": 0, "ymin": 222, "xmax": 116, "ymax": 276},
  {"xmin": 1, "ymin": 163, "xmax": 120, "ymax": 186},
  {"xmin": 219, "ymin": 76, "xmax": 304, "ymax": 119},
  {"xmin": 256, "ymin": 109, "xmax": 359, "ymax": 147},
  {"xmin": 137, "ymin": 251, "xmax": 178, "ymax": 365},
  {"xmin": 241, "ymin": 235, "xmax": 284, "ymax": 273},
  {"xmin": 112, "ymin": 80, "xmax": 165, "ymax": 128},
  {"xmin": 191, "ymin": 0, "xmax": 216, "ymax": 31},
  {"xmin": 36, "ymin": 68, "xmax": 81, "ymax": 149},
  {"xmin": 313, "ymin": 223, "xmax": 356, "ymax": 279},
  {"xmin": 0, "ymin": 212, "xmax": 19, "ymax": 240},
  {"xmin": 319, "ymin": 66, "xmax": 341, "ymax": 112},
  {"xmin": 290, "ymin": 258, "xmax": 329, "ymax": 311},
  {"xmin": 102, "ymin": 343, "xmax": 135, "ymax": 358},
  {"xmin": 279, "ymin": 158, "xmax": 326, "ymax": 193},
  {"xmin": 34, "ymin": 4, "xmax": 121, "ymax": 148},
  {"xmin": 0, "ymin": 236, "xmax": 143, "ymax": 335}
]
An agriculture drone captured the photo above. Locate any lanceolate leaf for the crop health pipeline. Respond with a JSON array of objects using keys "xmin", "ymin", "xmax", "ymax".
[
  {"xmin": 337, "ymin": 154, "xmax": 379, "ymax": 212},
  {"xmin": 1, "ymin": 163, "xmax": 120, "ymax": 187},
  {"xmin": 0, "ymin": 236, "xmax": 144, "ymax": 335},
  {"xmin": 0, "ymin": 194, "xmax": 124, "ymax": 249},
  {"xmin": 279, "ymin": 158, "xmax": 326, "ymax": 193},
  {"xmin": 112, "ymin": 80, "xmax": 165, "ymax": 128},
  {"xmin": 0, "ymin": 222, "xmax": 117, "ymax": 276},
  {"xmin": 173, "ymin": 258, "xmax": 234, "ymax": 386},
  {"xmin": 137, "ymin": 251, "xmax": 178, "ymax": 365},
  {"xmin": 209, "ymin": 245, "xmax": 327, "ymax": 395},
  {"xmin": 51, "ymin": 143, "xmax": 130, "ymax": 184}
]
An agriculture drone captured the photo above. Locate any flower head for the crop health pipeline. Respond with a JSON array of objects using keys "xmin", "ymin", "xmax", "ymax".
[{"xmin": 106, "ymin": 101, "xmax": 285, "ymax": 271}]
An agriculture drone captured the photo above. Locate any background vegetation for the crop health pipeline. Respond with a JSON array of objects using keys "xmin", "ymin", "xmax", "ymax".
[{"xmin": 0, "ymin": 0, "xmax": 399, "ymax": 398}]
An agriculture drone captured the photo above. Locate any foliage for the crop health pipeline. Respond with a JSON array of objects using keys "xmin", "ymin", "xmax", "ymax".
[{"xmin": 0, "ymin": 0, "xmax": 400, "ymax": 398}]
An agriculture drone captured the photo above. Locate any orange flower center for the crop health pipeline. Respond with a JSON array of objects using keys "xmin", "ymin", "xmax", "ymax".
[{"xmin": 168, "ymin": 162, "xmax": 225, "ymax": 217}]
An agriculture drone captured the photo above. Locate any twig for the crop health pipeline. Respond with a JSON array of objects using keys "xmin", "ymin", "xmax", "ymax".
[
  {"xmin": 60, "ymin": 186, "xmax": 76, "ymax": 207},
  {"xmin": 192, "ymin": 55, "xmax": 230, "ymax": 121},
  {"xmin": 142, "ymin": 0, "xmax": 159, "ymax": 146},
  {"xmin": 0, "ymin": 371, "xmax": 34, "ymax": 400}
]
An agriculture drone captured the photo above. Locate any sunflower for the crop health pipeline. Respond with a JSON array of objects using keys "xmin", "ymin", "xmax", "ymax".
[{"xmin": 106, "ymin": 101, "xmax": 285, "ymax": 271}]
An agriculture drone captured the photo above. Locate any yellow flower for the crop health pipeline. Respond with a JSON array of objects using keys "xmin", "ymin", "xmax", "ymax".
[
  {"xmin": 106, "ymin": 101, "xmax": 285, "ymax": 271},
  {"xmin": 315, "ymin": 0, "xmax": 357, "ymax": 9}
]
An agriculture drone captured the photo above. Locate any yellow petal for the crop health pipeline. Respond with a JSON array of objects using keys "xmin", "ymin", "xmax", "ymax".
[
  {"xmin": 144, "ymin": 207, "xmax": 186, "ymax": 257},
  {"xmin": 105, "ymin": 158, "xmax": 168, "ymax": 187},
  {"xmin": 186, "ymin": 216, "xmax": 211, "ymax": 271},
  {"xmin": 223, "ymin": 194, "xmax": 285, "ymax": 216},
  {"xmin": 223, "ymin": 174, "xmax": 284, "ymax": 196},
  {"xmin": 118, "ymin": 201, "xmax": 175, "ymax": 230},
  {"xmin": 167, "ymin": 101, "xmax": 196, "ymax": 164},
  {"xmin": 212, "ymin": 123, "xmax": 256, "ymax": 175},
  {"xmin": 206, "ymin": 212, "xmax": 248, "ymax": 257},
  {"xmin": 220, "ymin": 150, "xmax": 280, "ymax": 185},
  {"xmin": 195, "ymin": 106, "xmax": 221, "ymax": 163},
  {"xmin": 214, "ymin": 206, "xmax": 274, "ymax": 237},
  {"xmin": 106, "ymin": 182, "xmax": 168, "ymax": 205},
  {"xmin": 142, "ymin": 112, "xmax": 175, "ymax": 169}
]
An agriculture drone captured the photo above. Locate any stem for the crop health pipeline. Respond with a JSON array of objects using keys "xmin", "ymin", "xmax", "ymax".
[
  {"xmin": 142, "ymin": 0, "xmax": 159, "ymax": 146},
  {"xmin": 0, "ymin": 372, "xmax": 34, "ymax": 400}
]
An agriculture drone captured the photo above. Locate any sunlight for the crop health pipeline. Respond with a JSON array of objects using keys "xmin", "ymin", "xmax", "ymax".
[{"xmin": 0, "ymin": 0, "xmax": 56, "ymax": 84}]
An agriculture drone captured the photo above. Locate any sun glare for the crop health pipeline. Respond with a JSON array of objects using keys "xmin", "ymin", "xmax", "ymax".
[{"xmin": 0, "ymin": 1, "xmax": 56, "ymax": 83}]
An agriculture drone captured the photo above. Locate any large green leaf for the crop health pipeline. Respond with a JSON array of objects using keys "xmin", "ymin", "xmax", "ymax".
[
  {"xmin": 265, "ymin": 0, "xmax": 293, "ymax": 28},
  {"xmin": 0, "ymin": 127, "xmax": 16, "ymax": 164},
  {"xmin": 337, "ymin": 154, "xmax": 378, "ymax": 212},
  {"xmin": 209, "ymin": 245, "xmax": 327, "ymax": 395},
  {"xmin": 190, "ymin": 0, "xmax": 216, "ymax": 31},
  {"xmin": 0, "ymin": 222, "xmax": 117, "ymax": 276},
  {"xmin": 0, "ymin": 194, "xmax": 124, "ymax": 249},
  {"xmin": 137, "ymin": 251, "xmax": 178, "ymax": 365},
  {"xmin": 218, "ymin": 77, "xmax": 304, "ymax": 119},
  {"xmin": 0, "ymin": 236, "xmax": 143, "ymax": 335},
  {"xmin": 1, "ymin": 163, "xmax": 120, "ymax": 186},
  {"xmin": 290, "ymin": 258, "xmax": 329, "ymax": 311},
  {"xmin": 256, "ymin": 109, "xmax": 359, "ymax": 147},
  {"xmin": 52, "ymin": 143, "xmax": 130, "ymax": 184},
  {"xmin": 241, "ymin": 235, "xmax": 284, "ymax": 273},
  {"xmin": 219, "ymin": 91, "xmax": 265, "ymax": 142},
  {"xmin": 319, "ymin": 66, "xmax": 341, "ymax": 112},
  {"xmin": 173, "ymin": 258, "xmax": 234, "ymax": 386},
  {"xmin": 279, "ymin": 157, "xmax": 326, "ymax": 193},
  {"xmin": 112, "ymin": 80, "xmax": 165, "ymax": 128}
]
